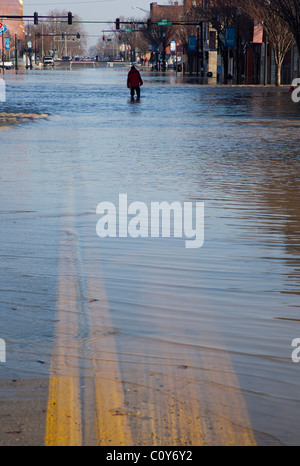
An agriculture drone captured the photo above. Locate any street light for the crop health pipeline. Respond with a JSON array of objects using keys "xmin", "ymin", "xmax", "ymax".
[
  {"xmin": 132, "ymin": 7, "xmax": 149, "ymax": 13},
  {"xmin": 15, "ymin": 30, "xmax": 18, "ymax": 71}
]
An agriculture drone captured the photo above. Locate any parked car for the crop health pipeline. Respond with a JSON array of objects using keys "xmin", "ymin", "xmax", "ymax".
[
  {"xmin": 62, "ymin": 56, "xmax": 71, "ymax": 62},
  {"xmin": 43, "ymin": 56, "xmax": 54, "ymax": 66},
  {"xmin": 0, "ymin": 61, "xmax": 13, "ymax": 70}
]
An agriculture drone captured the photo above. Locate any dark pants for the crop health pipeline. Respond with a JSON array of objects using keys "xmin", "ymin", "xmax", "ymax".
[{"xmin": 131, "ymin": 86, "xmax": 140, "ymax": 99}]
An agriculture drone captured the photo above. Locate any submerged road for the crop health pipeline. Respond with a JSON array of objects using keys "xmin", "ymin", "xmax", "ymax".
[
  {"xmin": 45, "ymin": 183, "xmax": 255, "ymax": 446},
  {"xmin": 0, "ymin": 69, "xmax": 300, "ymax": 446}
]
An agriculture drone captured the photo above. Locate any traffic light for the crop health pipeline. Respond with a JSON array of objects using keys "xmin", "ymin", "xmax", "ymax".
[
  {"xmin": 147, "ymin": 19, "xmax": 152, "ymax": 29},
  {"xmin": 68, "ymin": 12, "xmax": 73, "ymax": 25},
  {"xmin": 76, "ymin": 33, "xmax": 80, "ymax": 39},
  {"xmin": 116, "ymin": 18, "xmax": 120, "ymax": 30},
  {"xmin": 34, "ymin": 12, "xmax": 38, "ymax": 25},
  {"xmin": 119, "ymin": 34, "xmax": 122, "ymax": 41},
  {"xmin": 102, "ymin": 35, "xmax": 105, "ymax": 41}
]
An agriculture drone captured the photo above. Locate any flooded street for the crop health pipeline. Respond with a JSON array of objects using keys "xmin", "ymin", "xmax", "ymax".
[{"xmin": 0, "ymin": 68, "xmax": 300, "ymax": 446}]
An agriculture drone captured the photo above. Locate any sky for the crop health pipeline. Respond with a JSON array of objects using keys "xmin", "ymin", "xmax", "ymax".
[{"xmin": 22, "ymin": 0, "xmax": 169, "ymax": 46}]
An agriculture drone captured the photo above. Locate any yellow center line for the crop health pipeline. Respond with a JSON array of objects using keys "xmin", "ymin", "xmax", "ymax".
[
  {"xmin": 198, "ymin": 349, "xmax": 256, "ymax": 445},
  {"xmin": 119, "ymin": 286, "xmax": 257, "ymax": 446},
  {"xmin": 45, "ymin": 235, "xmax": 82, "ymax": 446},
  {"xmin": 84, "ymin": 260, "xmax": 133, "ymax": 446},
  {"xmin": 45, "ymin": 190, "xmax": 133, "ymax": 445},
  {"xmin": 45, "ymin": 186, "xmax": 255, "ymax": 446},
  {"xmin": 46, "ymin": 235, "xmax": 256, "ymax": 446}
]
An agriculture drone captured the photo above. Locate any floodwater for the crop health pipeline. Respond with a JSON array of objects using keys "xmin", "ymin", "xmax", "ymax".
[{"xmin": 0, "ymin": 68, "xmax": 300, "ymax": 446}]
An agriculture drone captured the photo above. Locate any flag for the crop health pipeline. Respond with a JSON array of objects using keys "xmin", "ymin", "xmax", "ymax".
[{"xmin": 253, "ymin": 20, "xmax": 264, "ymax": 43}]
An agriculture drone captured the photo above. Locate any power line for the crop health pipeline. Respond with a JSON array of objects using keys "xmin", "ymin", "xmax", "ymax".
[{"xmin": 2, "ymin": 0, "xmax": 117, "ymax": 4}]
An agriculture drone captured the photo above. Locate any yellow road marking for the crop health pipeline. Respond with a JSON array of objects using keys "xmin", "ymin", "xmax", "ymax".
[
  {"xmin": 46, "ymin": 236, "xmax": 256, "ymax": 446},
  {"xmin": 198, "ymin": 349, "xmax": 256, "ymax": 445},
  {"xmin": 84, "ymin": 260, "xmax": 133, "ymax": 446},
  {"xmin": 115, "ymin": 283, "xmax": 256, "ymax": 446},
  {"xmin": 45, "ymin": 234, "xmax": 82, "ymax": 446},
  {"xmin": 45, "ymin": 185, "xmax": 255, "ymax": 446},
  {"xmin": 45, "ymin": 202, "xmax": 133, "ymax": 445}
]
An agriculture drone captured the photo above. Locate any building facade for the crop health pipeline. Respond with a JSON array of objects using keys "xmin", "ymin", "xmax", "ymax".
[
  {"xmin": 0, "ymin": 0, "xmax": 25, "ymax": 51},
  {"xmin": 149, "ymin": 1, "xmax": 298, "ymax": 84},
  {"xmin": 150, "ymin": 2, "xmax": 184, "ymax": 21}
]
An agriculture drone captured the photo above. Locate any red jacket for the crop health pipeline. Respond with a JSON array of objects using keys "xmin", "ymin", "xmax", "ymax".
[{"xmin": 127, "ymin": 68, "xmax": 143, "ymax": 88}]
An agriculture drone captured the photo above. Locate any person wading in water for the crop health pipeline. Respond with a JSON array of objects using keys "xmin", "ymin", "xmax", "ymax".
[{"xmin": 127, "ymin": 65, "xmax": 143, "ymax": 100}]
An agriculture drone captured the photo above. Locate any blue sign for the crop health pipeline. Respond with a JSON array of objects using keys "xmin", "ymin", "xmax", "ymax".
[
  {"xmin": 188, "ymin": 36, "xmax": 196, "ymax": 52},
  {"xmin": 225, "ymin": 27, "xmax": 235, "ymax": 48},
  {"xmin": 5, "ymin": 37, "xmax": 10, "ymax": 50},
  {"xmin": 0, "ymin": 25, "xmax": 8, "ymax": 36}
]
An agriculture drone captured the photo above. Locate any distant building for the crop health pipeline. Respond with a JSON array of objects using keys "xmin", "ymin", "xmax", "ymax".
[
  {"xmin": 149, "ymin": 2, "xmax": 185, "ymax": 58},
  {"xmin": 150, "ymin": 2, "xmax": 184, "ymax": 21},
  {"xmin": 0, "ymin": 0, "xmax": 25, "ymax": 47}
]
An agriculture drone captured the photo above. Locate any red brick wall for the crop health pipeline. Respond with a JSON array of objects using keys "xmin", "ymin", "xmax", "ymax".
[
  {"xmin": 150, "ymin": 2, "xmax": 183, "ymax": 21},
  {"xmin": 0, "ymin": 0, "xmax": 25, "ymax": 48}
]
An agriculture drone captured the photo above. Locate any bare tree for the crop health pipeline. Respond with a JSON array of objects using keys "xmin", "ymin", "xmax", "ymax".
[
  {"xmin": 34, "ymin": 10, "xmax": 87, "ymax": 58},
  {"xmin": 141, "ymin": 23, "xmax": 175, "ymax": 69},
  {"xmin": 192, "ymin": 0, "xmax": 253, "ymax": 83},
  {"xmin": 140, "ymin": 6, "xmax": 183, "ymax": 70},
  {"xmin": 176, "ymin": 3, "xmax": 203, "ymax": 73},
  {"xmin": 235, "ymin": 0, "xmax": 295, "ymax": 85},
  {"xmin": 269, "ymin": 0, "xmax": 300, "ymax": 56},
  {"xmin": 113, "ymin": 16, "xmax": 149, "ymax": 61}
]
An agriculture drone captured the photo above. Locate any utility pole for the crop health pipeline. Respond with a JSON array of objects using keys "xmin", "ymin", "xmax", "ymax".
[
  {"xmin": 264, "ymin": 32, "xmax": 268, "ymax": 85},
  {"xmin": 162, "ymin": 33, "xmax": 165, "ymax": 71},
  {"xmin": 42, "ymin": 21, "xmax": 44, "ymax": 58},
  {"xmin": 2, "ymin": 33, "xmax": 5, "ymax": 74},
  {"xmin": 196, "ymin": 25, "xmax": 200, "ymax": 76},
  {"xmin": 64, "ymin": 33, "xmax": 67, "ymax": 56},
  {"xmin": 15, "ymin": 32, "xmax": 18, "ymax": 71},
  {"xmin": 200, "ymin": 22, "xmax": 204, "ymax": 77}
]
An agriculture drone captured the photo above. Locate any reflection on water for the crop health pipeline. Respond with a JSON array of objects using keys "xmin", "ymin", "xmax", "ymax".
[{"xmin": 0, "ymin": 69, "xmax": 300, "ymax": 445}]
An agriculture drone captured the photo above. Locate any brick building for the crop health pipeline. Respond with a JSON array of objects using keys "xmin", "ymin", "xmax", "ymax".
[
  {"xmin": 150, "ymin": 2, "xmax": 183, "ymax": 22},
  {"xmin": 0, "ymin": 0, "xmax": 25, "ymax": 49}
]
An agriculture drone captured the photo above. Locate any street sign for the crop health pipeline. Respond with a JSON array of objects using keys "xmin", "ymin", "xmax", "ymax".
[
  {"xmin": 0, "ymin": 25, "xmax": 8, "ymax": 36},
  {"xmin": 170, "ymin": 40, "xmax": 176, "ymax": 53},
  {"xmin": 188, "ymin": 35, "xmax": 196, "ymax": 52},
  {"xmin": 225, "ymin": 27, "xmax": 235, "ymax": 48},
  {"xmin": 158, "ymin": 19, "xmax": 172, "ymax": 26}
]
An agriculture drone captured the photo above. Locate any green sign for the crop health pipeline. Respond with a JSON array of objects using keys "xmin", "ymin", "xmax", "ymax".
[
  {"xmin": 125, "ymin": 29, "xmax": 132, "ymax": 32},
  {"xmin": 157, "ymin": 19, "xmax": 172, "ymax": 26}
]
